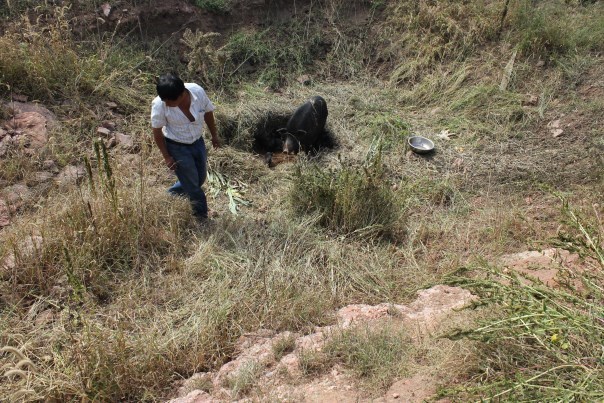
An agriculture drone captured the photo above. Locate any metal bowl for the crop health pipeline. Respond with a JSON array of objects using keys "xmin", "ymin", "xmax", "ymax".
[{"xmin": 408, "ymin": 136, "xmax": 435, "ymax": 154}]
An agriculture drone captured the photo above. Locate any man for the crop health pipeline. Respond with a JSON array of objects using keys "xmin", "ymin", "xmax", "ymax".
[{"xmin": 151, "ymin": 73, "xmax": 220, "ymax": 219}]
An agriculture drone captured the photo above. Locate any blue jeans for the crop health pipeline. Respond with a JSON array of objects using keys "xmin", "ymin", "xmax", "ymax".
[{"xmin": 165, "ymin": 138, "xmax": 208, "ymax": 218}]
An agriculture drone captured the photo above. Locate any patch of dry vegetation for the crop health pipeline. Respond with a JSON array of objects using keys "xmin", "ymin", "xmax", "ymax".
[
  {"xmin": 1, "ymin": 0, "xmax": 603, "ymax": 400},
  {"xmin": 443, "ymin": 197, "xmax": 604, "ymax": 400}
]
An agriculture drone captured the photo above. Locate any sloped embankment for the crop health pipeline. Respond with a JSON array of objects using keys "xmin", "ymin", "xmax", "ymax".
[{"xmin": 170, "ymin": 285, "xmax": 476, "ymax": 402}]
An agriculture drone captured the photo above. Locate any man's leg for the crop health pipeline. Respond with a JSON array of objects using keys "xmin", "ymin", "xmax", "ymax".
[
  {"xmin": 166, "ymin": 142, "xmax": 208, "ymax": 219},
  {"xmin": 168, "ymin": 180, "xmax": 185, "ymax": 195}
]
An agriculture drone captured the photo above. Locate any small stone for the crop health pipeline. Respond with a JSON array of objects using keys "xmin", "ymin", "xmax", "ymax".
[
  {"xmin": 35, "ymin": 309, "xmax": 55, "ymax": 326},
  {"xmin": 101, "ymin": 121, "xmax": 117, "ymax": 131},
  {"xmin": 0, "ymin": 199, "xmax": 10, "ymax": 227},
  {"xmin": 101, "ymin": 3, "xmax": 111, "ymax": 17},
  {"xmin": 97, "ymin": 127, "xmax": 111, "ymax": 136},
  {"xmin": 114, "ymin": 132, "xmax": 134, "ymax": 150},
  {"xmin": 32, "ymin": 171, "xmax": 55, "ymax": 184},
  {"xmin": 105, "ymin": 102, "xmax": 118, "ymax": 109},
  {"xmin": 55, "ymin": 165, "xmax": 86, "ymax": 187},
  {"xmin": 536, "ymin": 60, "xmax": 545, "ymax": 67},
  {"xmin": 522, "ymin": 94, "xmax": 539, "ymax": 106},
  {"xmin": 43, "ymin": 159, "xmax": 59, "ymax": 173},
  {"xmin": 392, "ymin": 393, "xmax": 400, "ymax": 399}
]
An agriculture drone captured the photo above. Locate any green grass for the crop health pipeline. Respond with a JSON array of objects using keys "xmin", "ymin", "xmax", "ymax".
[
  {"xmin": 194, "ymin": 0, "xmax": 232, "ymax": 14},
  {"xmin": 324, "ymin": 325, "xmax": 411, "ymax": 391},
  {"xmin": 225, "ymin": 360, "xmax": 262, "ymax": 398},
  {"xmin": 0, "ymin": 6, "xmax": 154, "ymax": 111},
  {"xmin": 272, "ymin": 333, "xmax": 297, "ymax": 361},
  {"xmin": 510, "ymin": 0, "xmax": 604, "ymax": 58},
  {"xmin": 289, "ymin": 153, "xmax": 401, "ymax": 239}
]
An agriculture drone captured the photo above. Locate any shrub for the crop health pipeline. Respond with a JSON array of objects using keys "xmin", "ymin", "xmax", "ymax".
[
  {"xmin": 289, "ymin": 153, "xmax": 400, "ymax": 238},
  {"xmin": 0, "ymin": 6, "xmax": 150, "ymax": 109},
  {"xmin": 194, "ymin": 0, "xmax": 232, "ymax": 14}
]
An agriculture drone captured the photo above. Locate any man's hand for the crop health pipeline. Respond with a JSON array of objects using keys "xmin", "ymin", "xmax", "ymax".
[
  {"xmin": 165, "ymin": 156, "xmax": 177, "ymax": 171},
  {"xmin": 211, "ymin": 136, "xmax": 221, "ymax": 148}
]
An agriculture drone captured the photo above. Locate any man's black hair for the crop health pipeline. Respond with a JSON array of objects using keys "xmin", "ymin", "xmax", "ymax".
[{"xmin": 156, "ymin": 73, "xmax": 185, "ymax": 101}]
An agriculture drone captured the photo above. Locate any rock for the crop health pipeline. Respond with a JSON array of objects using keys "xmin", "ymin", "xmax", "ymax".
[
  {"xmin": 43, "ymin": 159, "xmax": 59, "ymax": 174},
  {"xmin": 176, "ymin": 372, "xmax": 214, "ymax": 398},
  {"xmin": 4, "ymin": 112, "xmax": 50, "ymax": 150},
  {"xmin": 114, "ymin": 132, "xmax": 135, "ymax": 150},
  {"xmin": 31, "ymin": 171, "xmax": 55, "ymax": 184},
  {"xmin": 0, "ymin": 136, "xmax": 13, "ymax": 157},
  {"xmin": 97, "ymin": 127, "xmax": 112, "ymax": 137},
  {"xmin": 35, "ymin": 309, "xmax": 55, "ymax": 327},
  {"xmin": 338, "ymin": 303, "xmax": 401, "ymax": 328},
  {"xmin": 401, "ymin": 285, "xmax": 477, "ymax": 330},
  {"xmin": 105, "ymin": 102, "xmax": 118, "ymax": 109},
  {"xmin": 1, "ymin": 183, "xmax": 33, "ymax": 213},
  {"xmin": 552, "ymin": 128, "xmax": 564, "ymax": 138},
  {"xmin": 11, "ymin": 94, "xmax": 28, "ymax": 102},
  {"xmin": 1, "ymin": 235, "xmax": 44, "ymax": 272},
  {"xmin": 4, "ymin": 101, "xmax": 57, "ymax": 124},
  {"xmin": 101, "ymin": 120, "xmax": 117, "ymax": 131},
  {"xmin": 522, "ymin": 94, "xmax": 539, "ymax": 106},
  {"xmin": 101, "ymin": 3, "xmax": 111, "ymax": 17},
  {"xmin": 499, "ymin": 248, "xmax": 583, "ymax": 289},
  {"xmin": 55, "ymin": 165, "xmax": 86, "ymax": 187},
  {"xmin": 105, "ymin": 136, "xmax": 117, "ymax": 149},
  {"xmin": 0, "ymin": 199, "xmax": 10, "ymax": 227},
  {"xmin": 171, "ymin": 285, "xmax": 477, "ymax": 402},
  {"xmin": 168, "ymin": 389, "xmax": 216, "ymax": 403}
]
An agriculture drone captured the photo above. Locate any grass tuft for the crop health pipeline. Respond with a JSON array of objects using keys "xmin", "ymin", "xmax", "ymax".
[
  {"xmin": 289, "ymin": 152, "xmax": 401, "ymax": 239},
  {"xmin": 324, "ymin": 325, "xmax": 411, "ymax": 391}
]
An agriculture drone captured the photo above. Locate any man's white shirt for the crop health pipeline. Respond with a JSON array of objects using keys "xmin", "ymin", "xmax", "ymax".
[{"xmin": 151, "ymin": 83, "xmax": 215, "ymax": 144}]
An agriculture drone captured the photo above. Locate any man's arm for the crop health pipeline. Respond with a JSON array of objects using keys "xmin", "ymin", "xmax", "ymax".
[
  {"xmin": 153, "ymin": 127, "xmax": 177, "ymax": 170},
  {"xmin": 204, "ymin": 111, "xmax": 220, "ymax": 148}
]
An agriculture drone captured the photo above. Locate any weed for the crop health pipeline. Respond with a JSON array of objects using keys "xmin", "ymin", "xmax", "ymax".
[
  {"xmin": 362, "ymin": 112, "xmax": 410, "ymax": 150},
  {"xmin": 298, "ymin": 348, "xmax": 329, "ymax": 376},
  {"xmin": 442, "ymin": 198, "xmax": 604, "ymax": 401},
  {"xmin": 289, "ymin": 152, "xmax": 401, "ymax": 238},
  {"xmin": 0, "ymin": 6, "xmax": 149, "ymax": 110},
  {"xmin": 225, "ymin": 360, "xmax": 262, "ymax": 398},
  {"xmin": 324, "ymin": 325, "xmax": 411, "ymax": 391},
  {"xmin": 510, "ymin": 0, "xmax": 604, "ymax": 58},
  {"xmin": 272, "ymin": 333, "xmax": 296, "ymax": 361}
]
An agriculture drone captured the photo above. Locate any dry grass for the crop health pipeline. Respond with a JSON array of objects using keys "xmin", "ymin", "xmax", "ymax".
[{"xmin": 1, "ymin": 0, "xmax": 603, "ymax": 400}]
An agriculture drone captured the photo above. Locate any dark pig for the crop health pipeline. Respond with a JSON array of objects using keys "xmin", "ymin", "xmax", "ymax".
[{"xmin": 278, "ymin": 95, "xmax": 328, "ymax": 154}]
